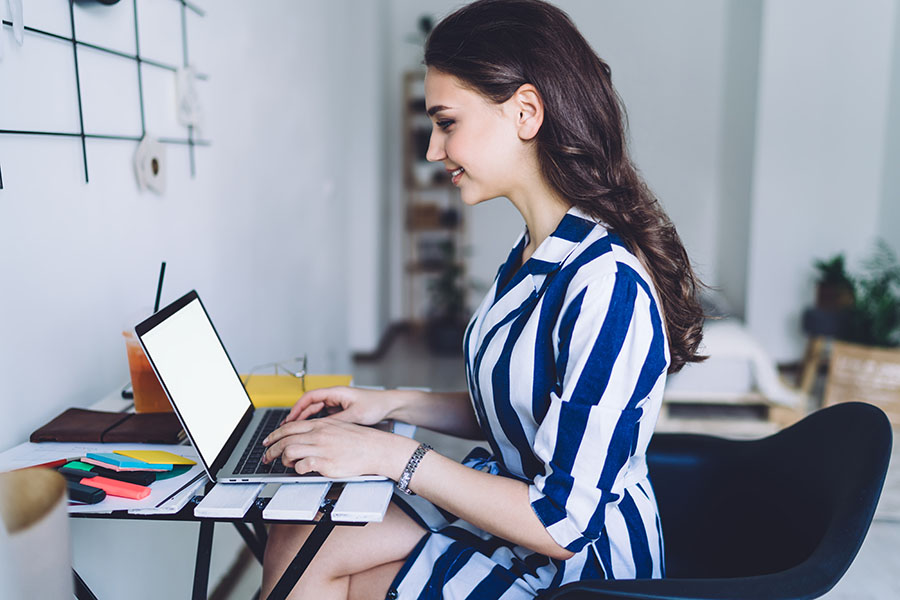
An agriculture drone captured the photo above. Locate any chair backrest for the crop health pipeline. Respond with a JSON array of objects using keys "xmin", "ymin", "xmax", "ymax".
[{"xmin": 648, "ymin": 402, "xmax": 892, "ymax": 588}]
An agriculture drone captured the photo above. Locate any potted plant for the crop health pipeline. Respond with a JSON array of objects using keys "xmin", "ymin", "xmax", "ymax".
[
  {"xmin": 804, "ymin": 253, "xmax": 855, "ymax": 338},
  {"xmin": 841, "ymin": 241, "xmax": 900, "ymax": 348},
  {"xmin": 823, "ymin": 240, "xmax": 900, "ymax": 427},
  {"xmin": 813, "ymin": 254, "xmax": 855, "ymax": 310}
]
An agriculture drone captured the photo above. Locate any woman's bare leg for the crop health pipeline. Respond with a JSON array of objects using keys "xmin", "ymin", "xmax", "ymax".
[
  {"xmin": 348, "ymin": 561, "xmax": 406, "ymax": 600},
  {"xmin": 262, "ymin": 502, "xmax": 426, "ymax": 600}
]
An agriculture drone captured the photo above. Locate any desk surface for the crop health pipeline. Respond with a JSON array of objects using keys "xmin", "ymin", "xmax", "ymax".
[
  {"xmin": 6, "ymin": 385, "xmax": 410, "ymax": 600},
  {"xmin": 1, "ymin": 385, "xmax": 409, "ymax": 524}
]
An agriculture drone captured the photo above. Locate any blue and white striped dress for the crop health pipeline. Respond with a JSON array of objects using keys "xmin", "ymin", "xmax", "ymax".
[{"xmin": 390, "ymin": 206, "xmax": 669, "ymax": 599}]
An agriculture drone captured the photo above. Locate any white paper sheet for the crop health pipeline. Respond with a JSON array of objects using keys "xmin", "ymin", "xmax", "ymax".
[{"xmin": 0, "ymin": 441, "xmax": 207, "ymax": 514}]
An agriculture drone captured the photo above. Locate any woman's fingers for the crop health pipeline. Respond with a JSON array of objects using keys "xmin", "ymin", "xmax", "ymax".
[
  {"xmin": 291, "ymin": 456, "xmax": 322, "ymax": 475},
  {"xmin": 260, "ymin": 418, "xmax": 382, "ymax": 478},
  {"xmin": 285, "ymin": 389, "xmax": 332, "ymax": 422},
  {"xmin": 263, "ymin": 433, "xmax": 311, "ymax": 464},
  {"xmin": 270, "ymin": 436, "xmax": 315, "ymax": 466},
  {"xmin": 262, "ymin": 419, "xmax": 316, "ymax": 450},
  {"xmin": 295, "ymin": 401, "xmax": 326, "ymax": 421}
]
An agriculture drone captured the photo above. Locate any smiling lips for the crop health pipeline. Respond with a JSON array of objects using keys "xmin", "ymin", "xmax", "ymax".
[{"xmin": 449, "ymin": 167, "xmax": 465, "ymax": 184}]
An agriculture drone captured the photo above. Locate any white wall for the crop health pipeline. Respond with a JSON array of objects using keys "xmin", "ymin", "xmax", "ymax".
[
  {"xmin": 0, "ymin": 1, "xmax": 383, "ymax": 596},
  {"xmin": 715, "ymin": 0, "xmax": 763, "ymax": 319},
  {"xmin": 881, "ymin": 3, "xmax": 900, "ymax": 256},
  {"xmin": 0, "ymin": 0, "xmax": 392, "ymax": 447},
  {"xmin": 561, "ymin": 0, "xmax": 727, "ymax": 287},
  {"xmin": 745, "ymin": 0, "xmax": 897, "ymax": 361},
  {"xmin": 345, "ymin": 2, "xmax": 392, "ymax": 353}
]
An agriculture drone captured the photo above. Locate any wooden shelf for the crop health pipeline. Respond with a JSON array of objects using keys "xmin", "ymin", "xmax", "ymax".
[
  {"xmin": 406, "ymin": 261, "xmax": 464, "ymax": 274},
  {"xmin": 402, "ymin": 69, "xmax": 469, "ymax": 323}
]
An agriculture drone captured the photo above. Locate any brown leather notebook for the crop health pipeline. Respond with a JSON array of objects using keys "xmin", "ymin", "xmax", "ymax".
[
  {"xmin": 103, "ymin": 412, "xmax": 184, "ymax": 444},
  {"xmin": 30, "ymin": 408, "xmax": 185, "ymax": 444}
]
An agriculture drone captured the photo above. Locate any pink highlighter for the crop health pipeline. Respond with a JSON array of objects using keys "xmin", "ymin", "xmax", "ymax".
[{"xmin": 80, "ymin": 475, "xmax": 151, "ymax": 500}]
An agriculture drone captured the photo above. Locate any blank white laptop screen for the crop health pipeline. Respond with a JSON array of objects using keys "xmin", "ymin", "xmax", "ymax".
[{"xmin": 140, "ymin": 298, "xmax": 250, "ymax": 466}]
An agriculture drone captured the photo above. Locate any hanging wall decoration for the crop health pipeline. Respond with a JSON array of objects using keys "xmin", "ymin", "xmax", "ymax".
[
  {"xmin": 176, "ymin": 65, "xmax": 203, "ymax": 136},
  {"xmin": 134, "ymin": 136, "xmax": 167, "ymax": 195},
  {"xmin": 0, "ymin": 0, "xmax": 209, "ymax": 190}
]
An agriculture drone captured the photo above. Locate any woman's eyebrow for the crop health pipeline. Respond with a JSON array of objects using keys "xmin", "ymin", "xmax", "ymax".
[{"xmin": 427, "ymin": 105, "xmax": 451, "ymax": 117}]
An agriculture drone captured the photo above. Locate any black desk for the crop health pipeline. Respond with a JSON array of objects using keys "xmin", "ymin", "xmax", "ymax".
[{"xmin": 71, "ymin": 490, "xmax": 364, "ymax": 600}]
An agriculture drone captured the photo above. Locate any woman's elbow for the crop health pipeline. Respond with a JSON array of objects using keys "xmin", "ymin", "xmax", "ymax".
[{"xmin": 547, "ymin": 544, "xmax": 575, "ymax": 561}]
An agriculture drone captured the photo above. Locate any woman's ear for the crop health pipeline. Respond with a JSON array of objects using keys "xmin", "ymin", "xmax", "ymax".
[{"xmin": 512, "ymin": 84, "xmax": 544, "ymax": 141}]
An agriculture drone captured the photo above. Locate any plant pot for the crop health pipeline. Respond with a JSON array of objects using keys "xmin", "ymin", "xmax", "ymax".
[{"xmin": 815, "ymin": 282, "xmax": 854, "ymax": 311}]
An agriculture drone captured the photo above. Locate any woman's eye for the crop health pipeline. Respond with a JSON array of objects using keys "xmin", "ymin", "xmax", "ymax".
[{"xmin": 436, "ymin": 119, "xmax": 454, "ymax": 131}]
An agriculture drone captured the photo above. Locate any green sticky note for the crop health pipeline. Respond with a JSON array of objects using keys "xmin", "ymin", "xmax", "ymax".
[
  {"xmin": 65, "ymin": 461, "xmax": 94, "ymax": 471},
  {"xmin": 154, "ymin": 464, "xmax": 192, "ymax": 481}
]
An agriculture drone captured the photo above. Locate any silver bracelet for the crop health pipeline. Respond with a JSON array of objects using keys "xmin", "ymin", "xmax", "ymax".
[{"xmin": 397, "ymin": 443, "xmax": 432, "ymax": 496}]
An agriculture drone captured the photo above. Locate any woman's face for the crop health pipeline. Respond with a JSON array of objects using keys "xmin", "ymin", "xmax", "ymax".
[{"xmin": 424, "ymin": 69, "xmax": 527, "ymax": 206}]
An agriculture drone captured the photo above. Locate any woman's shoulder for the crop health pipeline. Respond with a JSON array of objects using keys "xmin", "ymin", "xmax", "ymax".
[{"xmin": 561, "ymin": 214, "xmax": 655, "ymax": 298}]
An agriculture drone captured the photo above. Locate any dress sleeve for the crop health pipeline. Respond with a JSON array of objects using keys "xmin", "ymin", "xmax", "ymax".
[{"xmin": 528, "ymin": 268, "xmax": 668, "ymax": 553}]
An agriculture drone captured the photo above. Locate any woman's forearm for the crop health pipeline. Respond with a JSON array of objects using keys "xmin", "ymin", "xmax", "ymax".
[
  {"xmin": 386, "ymin": 389, "xmax": 483, "ymax": 439},
  {"xmin": 376, "ymin": 436, "xmax": 574, "ymax": 561}
]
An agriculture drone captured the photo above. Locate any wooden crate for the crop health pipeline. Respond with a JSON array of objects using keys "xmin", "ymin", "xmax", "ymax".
[
  {"xmin": 825, "ymin": 341, "xmax": 900, "ymax": 427},
  {"xmin": 657, "ymin": 393, "xmax": 803, "ymax": 439}
]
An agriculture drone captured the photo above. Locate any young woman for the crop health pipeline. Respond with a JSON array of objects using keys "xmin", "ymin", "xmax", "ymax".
[{"xmin": 260, "ymin": 1, "xmax": 705, "ymax": 598}]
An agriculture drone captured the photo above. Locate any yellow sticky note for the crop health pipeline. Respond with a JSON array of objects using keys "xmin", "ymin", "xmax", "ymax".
[
  {"xmin": 240, "ymin": 374, "xmax": 353, "ymax": 407},
  {"xmin": 114, "ymin": 450, "xmax": 197, "ymax": 466}
]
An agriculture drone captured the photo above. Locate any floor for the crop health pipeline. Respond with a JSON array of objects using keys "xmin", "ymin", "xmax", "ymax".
[{"xmin": 223, "ymin": 331, "xmax": 900, "ymax": 599}]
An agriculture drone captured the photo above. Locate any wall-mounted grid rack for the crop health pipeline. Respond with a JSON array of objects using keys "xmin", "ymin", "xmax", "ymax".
[{"xmin": 0, "ymin": 0, "xmax": 210, "ymax": 185}]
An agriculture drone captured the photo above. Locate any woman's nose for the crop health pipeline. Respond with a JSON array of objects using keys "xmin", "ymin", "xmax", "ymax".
[{"xmin": 425, "ymin": 131, "xmax": 445, "ymax": 163}]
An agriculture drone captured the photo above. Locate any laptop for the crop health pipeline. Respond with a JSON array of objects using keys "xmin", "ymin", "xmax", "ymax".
[{"xmin": 135, "ymin": 289, "xmax": 388, "ymax": 484}]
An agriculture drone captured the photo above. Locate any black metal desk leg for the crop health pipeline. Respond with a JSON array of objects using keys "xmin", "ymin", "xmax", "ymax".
[
  {"xmin": 73, "ymin": 569, "xmax": 99, "ymax": 600},
  {"xmin": 234, "ymin": 521, "xmax": 266, "ymax": 564},
  {"xmin": 253, "ymin": 519, "xmax": 269, "ymax": 549},
  {"xmin": 266, "ymin": 504, "xmax": 337, "ymax": 600},
  {"xmin": 192, "ymin": 520, "xmax": 215, "ymax": 600}
]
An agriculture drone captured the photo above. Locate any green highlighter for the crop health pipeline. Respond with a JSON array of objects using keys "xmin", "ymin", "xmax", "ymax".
[
  {"xmin": 64, "ymin": 461, "xmax": 156, "ymax": 486},
  {"xmin": 65, "ymin": 460, "xmax": 94, "ymax": 472}
]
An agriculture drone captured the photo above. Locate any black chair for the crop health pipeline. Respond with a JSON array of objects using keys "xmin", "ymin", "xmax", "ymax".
[{"xmin": 540, "ymin": 402, "xmax": 893, "ymax": 600}]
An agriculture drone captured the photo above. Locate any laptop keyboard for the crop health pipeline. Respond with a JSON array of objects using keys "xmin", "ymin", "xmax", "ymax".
[{"xmin": 236, "ymin": 408, "xmax": 290, "ymax": 475}]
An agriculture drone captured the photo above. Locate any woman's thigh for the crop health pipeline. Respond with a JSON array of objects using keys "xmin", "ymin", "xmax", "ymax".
[
  {"xmin": 348, "ymin": 560, "xmax": 406, "ymax": 600},
  {"xmin": 265, "ymin": 501, "xmax": 427, "ymax": 589}
]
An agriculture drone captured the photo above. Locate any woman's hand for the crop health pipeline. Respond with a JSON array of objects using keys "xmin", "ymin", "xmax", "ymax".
[
  {"xmin": 284, "ymin": 386, "xmax": 396, "ymax": 426},
  {"xmin": 261, "ymin": 418, "xmax": 417, "ymax": 479}
]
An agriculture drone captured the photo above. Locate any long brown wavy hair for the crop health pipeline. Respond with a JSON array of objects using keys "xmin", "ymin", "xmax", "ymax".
[{"xmin": 425, "ymin": 0, "xmax": 705, "ymax": 372}]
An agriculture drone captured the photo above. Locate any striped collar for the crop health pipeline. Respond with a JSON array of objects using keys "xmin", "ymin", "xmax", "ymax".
[
  {"xmin": 496, "ymin": 206, "xmax": 600, "ymax": 298},
  {"xmin": 526, "ymin": 206, "xmax": 598, "ymax": 272}
]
